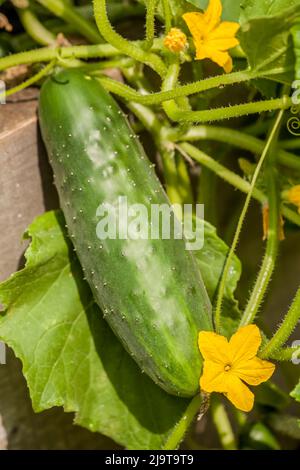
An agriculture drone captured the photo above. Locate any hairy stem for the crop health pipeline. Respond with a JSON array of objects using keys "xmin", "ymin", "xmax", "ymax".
[
  {"xmin": 163, "ymin": 394, "xmax": 209, "ymax": 450},
  {"xmin": 167, "ymin": 97, "xmax": 292, "ymax": 123},
  {"xmin": 98, "ymin": 70, "xmax": 259, "ymax": 105},
  {"xmin": 178, "ymin": 144, "xmax": 266, "ymax": 203},
  {"xmin": 261, "ymin": 288, "xmax": 300, "ymax": 359},
  {"xmin": 240, "ymin": 186, "xmax": 279, "ymax": 326},
  {"xmin": 144, "ymin": 0, "xmax": 157, "ymax": 50},
  {"xmin": 1, "ymin": 60, "xmax": 56, "ymax": 98},
  {"xmin": 0, "ymin": 44, "xmax": 120, "ymax": 71},
  {"xmin": 213, "ymin": 110, "xmax": 284, "ymax": 332},
  {"xmin": 93, "ymin": 0, "xmax": 166, "ymax": 76},
  {"xmin": 177, "ymin": 143, "xmax": 300, "ymax": 227},
  {"xmin": 269, "ymin": 346, "xmax": 300, "ymax": 362},
  {"xmin": 240, "ymin": 114, "xmax": 283, "ymax": 326},
  {"xmin": 180, "ymin": 125, "xmax": 300, "ymax": 172},
  {"xmin": 161, "ymin": 0, "xmax": 172, "ymax": 31}
]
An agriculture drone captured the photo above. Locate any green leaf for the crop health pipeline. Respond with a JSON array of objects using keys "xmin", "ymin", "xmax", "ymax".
[
  {"xmin": 291, "ymin": 23, "xmax": 300, "ymax": 80},
  {"xmin": 240, "ymin": 0, "xmax": 299, "ymax": 22},
  {"xmin": 239, "ymin": 3, "xmax": 300, "ymax": 84},
  {"xmin": 251, "ymin": 79, "xmax": 278, "ymax": 99},
  {"xmin": 0, "ymin": 211, "xmax": 189, "ymax": 450},
  {"xmin": 186, "ymin": 0, "xmax": 241, "ymax": 22},
  {"xmin": 0, "ymin": 211, "xmax": 241, "ymax": 448}
]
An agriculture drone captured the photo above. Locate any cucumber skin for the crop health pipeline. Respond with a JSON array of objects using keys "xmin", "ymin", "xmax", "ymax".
[{"xmin": 39, "ymin": 69, "xmax": 212, "ymax": 397}]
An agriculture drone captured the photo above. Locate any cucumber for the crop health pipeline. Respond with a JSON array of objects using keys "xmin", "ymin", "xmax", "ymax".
[{"xmin": 39, "ymin": 69, "xmax": 212, "ymax": 397}]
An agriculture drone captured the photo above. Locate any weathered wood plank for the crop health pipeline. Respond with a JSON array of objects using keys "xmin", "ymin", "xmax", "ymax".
[
  {"xmin": 0, "ymin": 90, "xmax": 58, "ymax": 282},
  {"xmin": 0, "ymin": 90, "xmax": 116, "ymax": 449}
]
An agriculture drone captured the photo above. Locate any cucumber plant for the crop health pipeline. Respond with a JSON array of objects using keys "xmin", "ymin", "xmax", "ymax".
[{"xmin": 0, "ymin": 0, "xmax": 299, "ymax": 451}]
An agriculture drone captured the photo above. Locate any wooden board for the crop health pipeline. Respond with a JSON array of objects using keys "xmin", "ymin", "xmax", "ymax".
[{"xmin": 0, "ymin": 90, "xmax": 116, "ymax": 449}]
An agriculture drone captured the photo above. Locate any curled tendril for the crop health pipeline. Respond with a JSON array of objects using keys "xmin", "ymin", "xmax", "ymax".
[
  {"xmin": 291, "ymin": 105, "xmax": 300, "ymax": 114},
  {"xmin": 287, "ymin": 116, "xmax": 300, "ymax": 136}
]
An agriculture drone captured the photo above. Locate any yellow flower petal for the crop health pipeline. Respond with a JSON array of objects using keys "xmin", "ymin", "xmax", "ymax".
[
  {"xmin": 208, "ymin": 21, "xmax": 240, "ymax": 44},
  {"xmin": 198, "ymin": 324, "xmax": 275, "ymax": 412},
  {"xmin": 198, "ymin": 331, "xmax": 230, "ymax": 363},
  {"xmin": 200, "ymin": 359, "xmax": 227, "ymax": 393},
  {"xmin": 229, "ymin": 324, "xmax": 262, "ymax": 363},
  {"xmin": 208, "ymin": 47, "xmax": 232, "ymax": 70},
  {"xmin": 182, "ymin": 2, "xmax": 239, "ymax": 73},
  {"xmin": 223, "ymin": 55, "xmax": 233, "ymax": 73},
  {"xmin": 224, "ymin": 374, "xmax": 255, "ymax": 412},
  {"xmin": 206, "ymin": 37, "xmax": 239, "ymax": 52},
  {"xmin": 233, "ymin": 356, "xmax": 275, "ymax": 386},
  {"xmin": 204, "ymin": 0, "xmax": 222, "ymax": 31},
  {"xmin": 182, "ymin": 12, "xmax": 206, "ymax": 42}
]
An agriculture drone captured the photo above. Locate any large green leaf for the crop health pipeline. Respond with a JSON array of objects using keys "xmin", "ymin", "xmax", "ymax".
[
  {"xmin": 0, "ymin": 211, "xmax": 189, "ymax": 450},
  {"xmin": 0, "ymin": 211, "xmax": 241, "ymax": 448},
  {"xmin": 239, "ymin": 3, "xmax": 300, "ymax": 84},
  {"xmin": 186, "ymin": 0, "xmax": 241, "ymax": 22},
  {"xmin": 240, "ymin": 0, "xmax": 299, "ymax": 22}
]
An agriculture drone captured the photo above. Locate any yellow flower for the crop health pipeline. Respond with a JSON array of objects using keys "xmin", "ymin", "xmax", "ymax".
[
  {"xmin": 287, "ymin": 185, "xmax": 300, "ymax": 213},
  {"xmin": 182, "ymin": 0, "xmax": 240, "ymax": 73},
  {"xmin": 164, "ymin": 27, "xmax": 188, "ymax": 53},
  {"xmin": 198, "ymin": 325, "xmax": 275, "ymax": 412}
]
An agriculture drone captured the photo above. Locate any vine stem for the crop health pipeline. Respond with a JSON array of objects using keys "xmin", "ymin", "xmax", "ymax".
[
  {"xmin": 161, "ymin": 0, "xmax": 172, "ymax": 31},
  {"xmin": 93, "ymin": 0, "xmax": 166, "ymax": 76},
  {"xmin": 177, "ymin": 143, "xmax": 300, "ymax": 227},
  {"xmin": 17, "ymin": 7, "xmax": 56, "ymax": 46},
  {"xmin": 210, "ymin": 396, "xmax": 237, "ymax": 450},
  {"xmin": 0, "ymin": 46, "xmax": 268, "ymax": 105},
  {"xmin": 178, "ymin": 143, "xmax": 266, "ymax": 203},
  {"xmin": 0, "ymin": 44, "xmax": 121, "ymax": 71},
  {"xmin": 179, "ymin": 125, "xmax": 300, "ymax": 172},
  {"xmin": 161, "ymin": 61, "xmax": 184, "ymax": 120},
  {"xmin": 213, "ymin": 110, "xmax": 285, "ymax": 332},
  {"xmin": 144, "ymin": 0, "xmax": 157, "ymax": 50},
  {"xmin": 98, "ymin": 76, "xmax": 291, "ymax": 123},
  {"xmin": 167, "ymin": 96, "xmax": 292, "ymax": 124},
  {"xmin": 162, "ymin": 394, "xmax": 209, "ymax": 450},
  {"xmin": 0, "ymin": 60, "xmax": 56, "ymax": 98},
  {"xmin": 269, "ymin": 346, "xmax": 300, "ymax": 362},
  {"xmin": 35, "ymin": 0, "xmax": 102, "ymax": 43},
  {"xmin": 240, "ymin": 189, "xmax": 278, "ymax": 326},
  {"xmin": 240, "ymin": 114, "xmax": 283, "ymax": 326},
  {"xmin": 98, "ymin": 69, "xmax": 261, "ymax": 105},
  {"xmin": 158, "ymin": 59, "xmax": 187, "ymax": 204},
  {"xmin": 260, "ymin": 287, "xmax": 300, "ymax": 359}
]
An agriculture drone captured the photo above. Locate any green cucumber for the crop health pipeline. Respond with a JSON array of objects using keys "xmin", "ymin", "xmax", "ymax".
[{"xmin": 39, "ymin": 69, "xmax": 212, "ymax": 397}]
